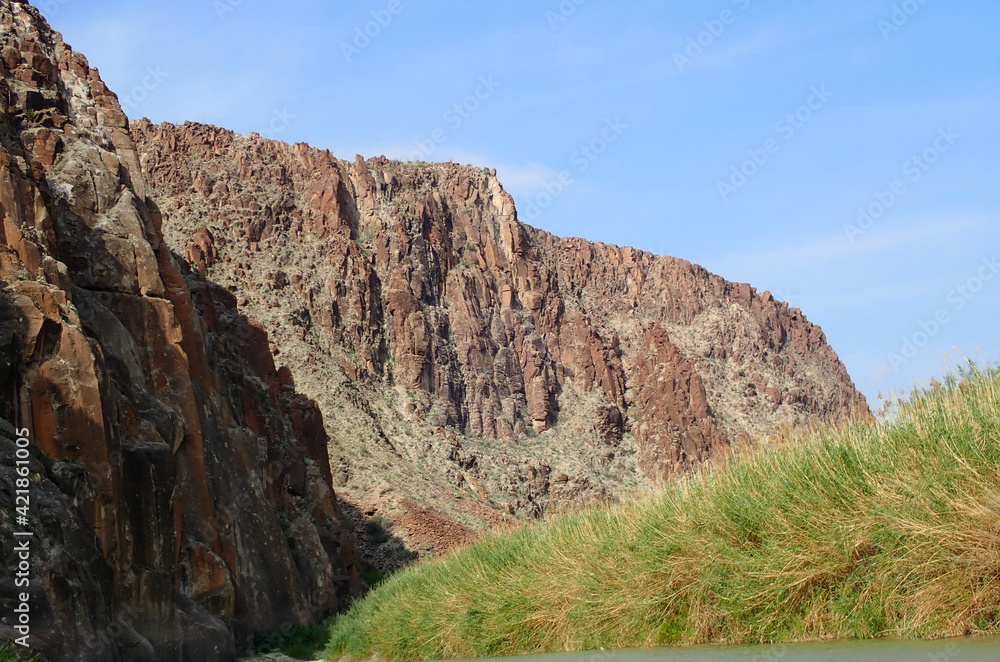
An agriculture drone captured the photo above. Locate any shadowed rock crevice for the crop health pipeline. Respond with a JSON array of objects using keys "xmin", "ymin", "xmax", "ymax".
[{"xmin": 0, "ymin": 288, "xmax": 25, "ymax": 422}]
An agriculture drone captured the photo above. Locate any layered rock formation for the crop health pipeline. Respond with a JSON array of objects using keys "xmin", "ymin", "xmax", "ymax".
[
  {"xmin": 131, "ymin": 120, "xmax": 867, "ymax": 531},
  {"xmin": 0, "ymin": 2, "xmax": 359, "ymax": 660},
  {"xmin": 1, "ymin": 0, "xmax": 868, "ymax": 655}
]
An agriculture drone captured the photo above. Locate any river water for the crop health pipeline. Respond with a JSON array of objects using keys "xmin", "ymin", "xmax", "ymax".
[{"xmin": 465, "ymin": 637, "xmax": 1000, "ymax": 662}]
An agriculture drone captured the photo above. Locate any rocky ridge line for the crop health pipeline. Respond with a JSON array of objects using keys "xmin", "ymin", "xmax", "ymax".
[{"xmin": 132, "ymin": 120, "xmax": 867, "ymax": 535}]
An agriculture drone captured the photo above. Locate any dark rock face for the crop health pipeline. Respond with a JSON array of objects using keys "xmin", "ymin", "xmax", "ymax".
[{"xmin": 0, "ymin": 2, "xmax": 360, "ymax": 660}]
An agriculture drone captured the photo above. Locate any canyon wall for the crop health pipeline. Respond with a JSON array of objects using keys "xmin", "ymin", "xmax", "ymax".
[
  {"xmin": 132, "ymin": 120, "xmax": 867, "ymax": 530},
  {"xmin": 0, "ymin": 0, "xmax": 868, "ymax": 657},
  {"xmin": 0, "ymin": 2, "xmax": 359, "ymax": 659}
]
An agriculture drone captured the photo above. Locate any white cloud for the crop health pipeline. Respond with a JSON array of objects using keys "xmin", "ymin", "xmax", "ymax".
[
  {"xmin": 713, "ymin": 214, "xmax": 988, "ymax": 277},
  {"xmin": 815, "ymin": 280, "xmax": 929, "ymax": 312},
  {"xmin": 866, "ymin": 97, "xmax": 1000, "ymax": 118},
  {"xmin": 64, "ymin": 10, "xmax": 152, "ymax": 76},
  {"xmin": 493, "ymin": 162, "xmax": 563, "ymax": 193},
  {"xmin": 687, "ymin": 27, "xmax": 784, "ymax": 73},
  {"xmin": 554, "ymin": 44, "xmax": 603, "ymax": 68},
  {"xmin": 869, "ymin": 361, "xmax": 895, "ymax": 385}
]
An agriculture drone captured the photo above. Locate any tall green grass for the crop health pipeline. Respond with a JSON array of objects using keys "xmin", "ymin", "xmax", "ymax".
[{"xmin": 326, "ymin": 368, "xmax": 1000, "ymax": 660}]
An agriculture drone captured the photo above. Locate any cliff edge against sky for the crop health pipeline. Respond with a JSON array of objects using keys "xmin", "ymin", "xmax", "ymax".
[{"xmin": 0, "ymin": 0, "xmax": 868, "ymax": 659}]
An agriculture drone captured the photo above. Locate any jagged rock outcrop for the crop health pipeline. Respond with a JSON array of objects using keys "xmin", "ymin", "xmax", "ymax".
[
  {"xmin": 633, "ymin": 323, "xmax": 728, "ymax": 482},
  {"xmin": 130, "ymin": 120, "xmax": 867, "ymax": 528},
  {"xmin": 0, "ymin": 2, "xmax": 360, "ymax": 660}
]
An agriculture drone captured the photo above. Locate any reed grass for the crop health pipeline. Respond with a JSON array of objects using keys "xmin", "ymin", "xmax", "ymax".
[{"xmin": 325, "ymin": 367, "xmax": 1000, "ymax": 660}]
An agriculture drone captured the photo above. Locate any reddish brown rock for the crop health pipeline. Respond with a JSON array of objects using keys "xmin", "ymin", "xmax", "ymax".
[
  {"xmin": 130, "ymin": 115, "xmax": 866, "ymax": 522},
  {"xmin": 0, "ymin": 4, "xmax": 360, "ymax": 660},
  {"xmin": 633, "ymin": 323, "xmax": 730, "ymax": 482},
  {"xmin": 187, "ymin": 225, "xmax": 218, "ymax": 274}
]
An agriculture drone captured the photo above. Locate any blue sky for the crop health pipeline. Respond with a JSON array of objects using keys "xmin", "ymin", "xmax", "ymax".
[{"xmin": 43, "ymin": 0, "xmax": 1000, "ymax": 406}]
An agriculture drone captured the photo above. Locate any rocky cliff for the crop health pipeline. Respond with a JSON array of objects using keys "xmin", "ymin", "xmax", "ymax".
[
  {"xmin": 0, "ymin": 0, "xmax": 868, "ymax": 655},
  {"xmin": 131, "ymin": 120, "xmax": 867, "ymax": 541},
  {"xmin": 0, "ymin": 2, "xmax": 360, "ymax": 660}
]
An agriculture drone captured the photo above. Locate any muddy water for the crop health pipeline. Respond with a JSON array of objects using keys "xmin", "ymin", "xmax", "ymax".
[{"xmin": 468, "ymin": 636, "xmax": 1000, "ymax": 662}]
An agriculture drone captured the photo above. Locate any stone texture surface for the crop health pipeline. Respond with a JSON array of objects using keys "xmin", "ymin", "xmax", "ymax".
[
  {"xmin": 0, "ymin": 0, "xmax": 870, "ymax": 654},
  {"xmin": 130, "ymin": 117, "xmax": 867, "ymax": 537},
  {"xmin": 0, "ymin": 2, "xmax": 360, "ymax": 660}
]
